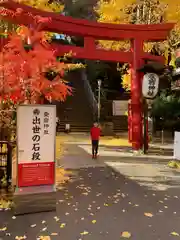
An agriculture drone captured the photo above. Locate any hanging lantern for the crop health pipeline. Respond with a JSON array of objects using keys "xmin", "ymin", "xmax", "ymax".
[{"xmin": 142, "ymin": 73, "xmax": 159, "ymax": 99}]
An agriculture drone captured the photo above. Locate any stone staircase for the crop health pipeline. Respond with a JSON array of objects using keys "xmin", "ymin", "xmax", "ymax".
[
  {"xmin": 56, "ymin": 69, "xmax": 95, "ymax": 132},
  {"xmin": 113, "ymin": 116, "xmax": 128, "ymax": 133}
]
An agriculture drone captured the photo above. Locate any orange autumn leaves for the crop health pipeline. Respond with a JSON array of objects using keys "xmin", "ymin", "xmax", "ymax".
[{"xmin": 0, "ymin": 23, "xmax": 71, "ymax": 104}]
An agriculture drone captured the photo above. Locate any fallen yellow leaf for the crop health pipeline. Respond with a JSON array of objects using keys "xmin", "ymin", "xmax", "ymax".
[
  {"xmin": 37, "ymin": 236, "xmax": 51, "ymax": 240},
  {"xmin": 0, "ymin": 227, "xmax": 7, "ymax": 231},
  {"xmin": 42, "ymin": 227, "xmax": 47, "ymax": 232},
  {"xmin": 144, "ymin": 212, "xmax": 153, "ymax": 217},
  {"xmin": 121, "ymin": 231, "xmax": 131, "ymax": 238},
  {"xmin": 31, "ymin": 224, "xmax": 36, "ymax": 228},
  {"xmin": 92, "ymin": 220, "xmax": 96, "ymax": 224},
  {"xmin": 80, "ymin": 231, "xmax": 89, "ymax": 235},
  {"xmin": 15, "ymin": 236, "xmax": 27, "ymax": 240},
  {"xmin": 171, "ymin": 232, "xmax": 180, "ymax": 236},
  {"xmin": 82, "ymin": 192, "xmax": 88, "ymax": 196},
  {"xmin": 54, "ymin": 216, "xmax": 59, "ymax": 222},
  {"xmin": 0, "ymin": 199, "xmax": 12, "ymax": 209},
  {"xmin": 51, "ymin": 232, "xmax": 58, "ymax": 236},
  {"xmin": 60, "ymin": 223, "xmax": 66, "ymax": 228}
]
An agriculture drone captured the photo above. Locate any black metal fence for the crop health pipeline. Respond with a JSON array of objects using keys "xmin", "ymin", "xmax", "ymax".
[{"xmin": 0, "ymin": 141, "xmax": 12, "ymax": 189}]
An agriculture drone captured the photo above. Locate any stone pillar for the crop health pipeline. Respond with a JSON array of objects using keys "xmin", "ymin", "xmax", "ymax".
[{"xmin": 130, "ymin": 38, "xmax": 143, "ymax": 150}]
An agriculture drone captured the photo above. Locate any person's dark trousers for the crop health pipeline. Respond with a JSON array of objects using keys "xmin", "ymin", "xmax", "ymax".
[{"xmin": 92, "ymin": 140, "xmax": 99, "ymax": 157}]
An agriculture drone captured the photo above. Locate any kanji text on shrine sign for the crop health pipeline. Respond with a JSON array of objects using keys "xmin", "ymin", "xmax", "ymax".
[{"xmin": 17, "ymin": 105, "xmax": 56, "ymax": 165}]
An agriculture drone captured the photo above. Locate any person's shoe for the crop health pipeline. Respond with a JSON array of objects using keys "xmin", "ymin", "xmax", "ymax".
[
  {"xmin": 94, "ymin": 154, "xmax": 97, "ymax": 159},
  {"xmin": 92, "ymin": 155, "xmax": 95, "ymax": 159}
]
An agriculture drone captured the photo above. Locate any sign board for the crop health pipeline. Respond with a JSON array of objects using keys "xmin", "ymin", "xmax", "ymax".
[
  {"xmin": 142, "ymin": 73, "xmax": 159, "ymax": 99},
  {"xmin": 113, "ymin": 100, "xmax": 128, "ymax": 116},
  {"xmin": 17, "ymin": 105, "xmax": 56, "ymax": 187},
  {"xmin": 174, "ymin": 131, "xmax": 180, "ymax": 160}
]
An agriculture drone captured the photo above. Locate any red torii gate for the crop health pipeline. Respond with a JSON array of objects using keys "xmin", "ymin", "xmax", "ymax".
[{"xmin": 0, "ymin": 0, "xmax": 174, "ymax": 150}]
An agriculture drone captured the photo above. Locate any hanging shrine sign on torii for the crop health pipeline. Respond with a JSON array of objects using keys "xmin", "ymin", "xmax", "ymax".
[{"xmin": 0, "ymin": 0, "xmax": 174, "ymax": 150}]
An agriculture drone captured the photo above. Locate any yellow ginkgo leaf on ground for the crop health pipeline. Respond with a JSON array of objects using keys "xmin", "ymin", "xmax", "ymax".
[
  {"xmin": 15, "ymin": 236, "xmax": 27, "ymax": 240},
  {"xmin": 171, "ymin": 232, "xmax": 180, "ymax": 236},
  {"xmin": 51, "ymin": 233, "xmax": 58, "ymax": 236},
  {"xmin": 121, "ymin": 231, "xmax": 132, "ymax": 238},
  {"xmin": 0, "ymin": 199, "xmax": 12, "ymax": 209},
  {"xmin": 144, "ymin": 212, "xmax": 154, "ymax": 217},
  {"xmin": 60, "ymin": 223, "xmax": 66, "ymax": 228},
  {"xmin": 0, "ymin": 227, "xmax": 7, "ymax": 231},
  {"xmin": 80, "ymin": 231, "xmax": 89, "ymax": 235},
  {"xmin": 42, "ymin": 227, "xmax": 47, "ymax": 232},
  {"xmin": 37, "ymin": 236, "xmax": 51, "ymax": 240},
  {"xmin": 54, "ymin": 216, "xmax": 59, "ymax": 222},
  {"xmin": 82, "ymin": 192, "xmax": 88, "ymax": 196},
  {"xmin": 92, "ymin": 220, "xmax": 97, "ymax": 224},
  {"xmin": 31, "ymin": 224, "xmax": 36, "ymax": 228}
]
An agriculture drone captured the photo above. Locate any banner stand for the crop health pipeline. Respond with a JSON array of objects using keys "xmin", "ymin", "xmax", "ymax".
[
  {"xmin": 13, "ymin": 105, "xmax": 56, "ymax": 215},
  {"xmin": 173, "ymin": 131, "xmax": 180, "ymax": 160},
  {"xmin": 14, "ymin": 185, "xmax": 56, "ymax": 215}
]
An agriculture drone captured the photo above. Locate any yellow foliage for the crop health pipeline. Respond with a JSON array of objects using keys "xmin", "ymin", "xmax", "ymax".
[
  {"xmin": 56, "ymin": 168, "xmax": 72, "ymax": 187},
  {"xmin": 95, "ymin": 0, "xmax": 180, "ymax": 91},
  {"xmin": 95, "ymin": 0, "xmax": 136, "ymax": 24},
  {"xmin": 16, "ymin": 0, "xmax": 64, "ymax": 13},
  {"xmin": 101, "ymin": 137, "xmax": 130, "ymax": 146},
  {"xmin": 95, "ymin": 0, "xmax": 180, "ymax": 52},
  {"xmin": 169, "ymin": 53, "xmax": 176, "ymax": 67},
  {"xmin": 0, "ymin": 198, "xmax": 12, "ymax": 209},
  {"xmin": 95, "ymin": 0, "xmax": 135, "ymax": 50},
  {"xmin": 122, "ymin": 69, "xmax": 131, "ymax": 91},
  {"xmin": 161, "ymin": 0, "xmax": 180, "ymax": 22}
]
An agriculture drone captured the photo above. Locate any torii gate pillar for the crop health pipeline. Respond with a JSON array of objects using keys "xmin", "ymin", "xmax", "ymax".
[{"xmin": 131, "ymin": 38, "xmax": 144, "ymax": 149}]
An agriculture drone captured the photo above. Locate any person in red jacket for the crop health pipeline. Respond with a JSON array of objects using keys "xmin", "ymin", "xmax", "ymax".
[{"xmin": 90, "ymin": 122, "xmax": 101, "ymax": 159}]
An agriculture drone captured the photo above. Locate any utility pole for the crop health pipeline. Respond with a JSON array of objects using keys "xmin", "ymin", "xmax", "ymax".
[{"xmin": 97, "ymin": 79, "xmax": 101, "ymax": 123}]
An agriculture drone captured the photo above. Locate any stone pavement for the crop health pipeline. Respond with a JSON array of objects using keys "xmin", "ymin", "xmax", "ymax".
[
  {"xmin": 1, "ymin": 137, "xmax": 180, "ymax": 239},
  {"xmin": 75, "ymin": 139, "xmax": 179, "ymax": 192}
]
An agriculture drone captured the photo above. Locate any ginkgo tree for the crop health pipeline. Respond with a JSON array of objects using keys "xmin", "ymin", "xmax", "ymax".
[
  {"xmin": 95, "ymin": 0, "xmax": 180, "ymax": 90},
  {"xmin": 17, "ymin": 0, "xmax": 64, "ymax": 12},
  {"xmin": 95, "ymin": 0, "xmax": 180, "ymax": 51}
]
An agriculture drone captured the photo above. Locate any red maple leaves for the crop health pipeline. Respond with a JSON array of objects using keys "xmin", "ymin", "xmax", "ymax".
[{"xmin": 0, "ymin": 12, "xmax": 71, "ymax": 104}]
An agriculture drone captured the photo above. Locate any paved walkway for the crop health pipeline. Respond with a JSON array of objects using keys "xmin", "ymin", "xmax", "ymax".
[{"xmin": 1, "ymin": 138, "xmax": 180, "ymax": 239}]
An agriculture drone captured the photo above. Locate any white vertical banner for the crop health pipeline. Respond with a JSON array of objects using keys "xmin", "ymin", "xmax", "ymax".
[
  {"xmin": 174, "ymin": 131, "xmax": 180, "ymax": 160},
  {"xmin": 17, "ymin": 105, "xmax": 56, "ymax": 187}
]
